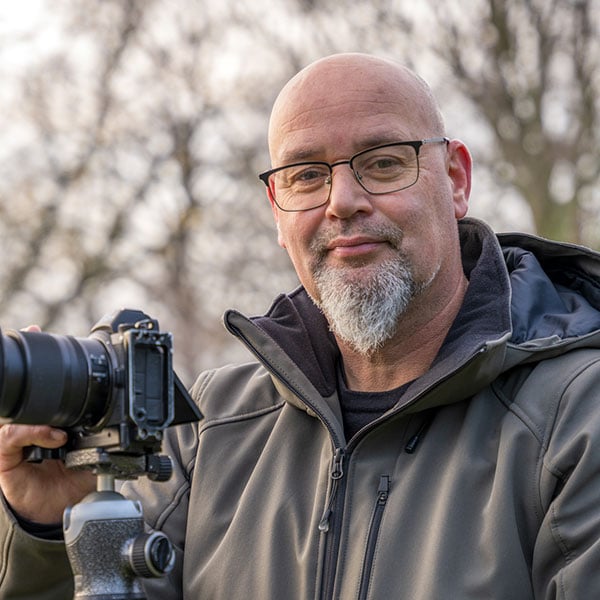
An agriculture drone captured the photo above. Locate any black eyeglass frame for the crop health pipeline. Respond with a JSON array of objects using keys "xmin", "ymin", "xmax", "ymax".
[{"xmin": 258, "ymin": 137, "xmax": 450, "ymax": 212}]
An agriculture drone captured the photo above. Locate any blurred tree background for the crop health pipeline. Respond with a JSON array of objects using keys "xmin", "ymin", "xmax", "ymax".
[{"xmin": 0, "ymin": 0, "xmax": 598, "ymax": 385}]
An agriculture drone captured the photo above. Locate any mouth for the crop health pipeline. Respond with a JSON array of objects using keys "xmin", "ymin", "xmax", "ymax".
[
  {"xmin": 326, "ymin": 236, "xmax": 388, "ymax": 259},
  {"xmin": 310, "ymin": 221, "xmax": 404, "ymax": 269}
]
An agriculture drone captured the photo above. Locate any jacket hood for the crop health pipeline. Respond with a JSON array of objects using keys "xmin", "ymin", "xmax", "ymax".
[
  {"xmin": 224, "ymin": 218, "xmax": 600, "ymax": 415},
  {"xmin": 500, "ymin": 230, "xmax": 600, "ymax": 367}
]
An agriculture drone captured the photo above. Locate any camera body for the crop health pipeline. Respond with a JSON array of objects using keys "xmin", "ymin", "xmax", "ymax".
[{"xmin": 0, "ymin": 308, "xmax": 201, "ymax": 475}]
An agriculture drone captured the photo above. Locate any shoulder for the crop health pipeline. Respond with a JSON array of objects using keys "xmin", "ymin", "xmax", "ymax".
[
  {"xmin": 542, "ymin": 349, "xmax": 600, "ymax": 455},
  {"xmin": 190, "ymin": 362, "xmax": 284, "ymax": 425},
  {"xmin": 499, "ymin": 349, "xmax": 600, "ymax": 456}
]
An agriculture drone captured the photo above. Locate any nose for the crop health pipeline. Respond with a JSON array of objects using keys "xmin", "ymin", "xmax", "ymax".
[{"xmin": 325, "ymin": 164, "xmax": 374, "ymax": 220}]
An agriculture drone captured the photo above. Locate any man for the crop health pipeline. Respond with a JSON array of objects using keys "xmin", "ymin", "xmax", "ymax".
[{"xmin": 2, "ymin": 53, "xmax": 600, "ymax": 599}]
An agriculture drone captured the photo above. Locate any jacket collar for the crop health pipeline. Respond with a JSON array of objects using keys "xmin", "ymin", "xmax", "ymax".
[{"xmin": 225, "ymin": 218, "xmax": 512, "ymax": 409}]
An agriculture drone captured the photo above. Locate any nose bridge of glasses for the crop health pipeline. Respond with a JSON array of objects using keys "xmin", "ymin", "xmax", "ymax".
[
  {"xmin": 328, "ymin": 158, "xmax": 359, "ymax": 185},
  {"xmin": 323, "ymin": 160, "xmax": 373, "ymax": 215}
]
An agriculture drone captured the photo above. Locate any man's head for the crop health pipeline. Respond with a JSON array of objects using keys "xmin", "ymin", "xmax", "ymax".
[{"xmin": 262, "ymin": 53, "xmax": 472, "ymax": 355}]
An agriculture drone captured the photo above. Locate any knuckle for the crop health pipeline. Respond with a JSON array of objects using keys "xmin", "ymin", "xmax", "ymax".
[
  {"xmin": 0, "ymin": 423, "xmax": 22, "ymax": 446},
  {"xmin": 0, "ymin": 423, "xmax": 16, "ymax": 438},
  {"xmin": 0, "ymin": 423, "xmax": 37, "ymax": 446}
]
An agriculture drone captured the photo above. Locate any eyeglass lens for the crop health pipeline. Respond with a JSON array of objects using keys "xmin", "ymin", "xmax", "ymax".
[{"xmin": 270, "ymin": 143, "xmax": 419, "ymax": 211}]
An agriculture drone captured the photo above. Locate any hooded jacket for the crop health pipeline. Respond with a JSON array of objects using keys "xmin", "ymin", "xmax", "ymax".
[{"xmin": 2, "ymin": 218, "xmax": 600, "ymax": 599}]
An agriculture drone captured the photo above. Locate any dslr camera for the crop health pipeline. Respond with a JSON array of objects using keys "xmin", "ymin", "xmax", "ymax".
[
  {"xmin": 0, "ymin": 309, "xmax": 202, "ymax": 594},
  {"xmin": 0, "ymin": 308, "xmax": 201, "ymax": 476}
]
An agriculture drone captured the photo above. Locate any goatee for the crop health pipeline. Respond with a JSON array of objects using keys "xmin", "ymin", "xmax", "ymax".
[{"xmin": 309, "ymin": 223, "xmax": 420, "ymax": 355}]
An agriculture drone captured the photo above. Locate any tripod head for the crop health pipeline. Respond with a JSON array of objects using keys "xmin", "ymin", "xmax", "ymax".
[{"xmin": 64, "ymin": 468, "xmax": 175, "ymax": 599}]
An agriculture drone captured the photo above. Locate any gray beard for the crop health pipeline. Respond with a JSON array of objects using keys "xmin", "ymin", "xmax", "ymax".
[{"xmin": 312, "ymin": 256, "xmax": 418, "ymax": 356}]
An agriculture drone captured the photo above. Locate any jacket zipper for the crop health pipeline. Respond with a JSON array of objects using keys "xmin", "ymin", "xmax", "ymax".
[
  {"xmin": 357, "ymin": 475, "xmax": 390, "ymax": 600},
  {"xmin": 318, "ymin": 448, "xmax": 345, "ymax": 532},
  {"xmin": 318, "ymin": 447, "xmax": 346, "ymax": 600}
]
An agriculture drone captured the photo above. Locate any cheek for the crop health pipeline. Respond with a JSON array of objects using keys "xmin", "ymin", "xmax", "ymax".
[
  {"xmin": 277, "ymin": 217, "xmax": 319, "ymax": 285},
  {"xmin": 385, "ymin": 188, "xmax": 458, "ymax": 276},
  {"xmin": 276, "ymin": 221, "xmax": 286, "ymax": 249},
  {"xmin": 280, "ymin": 224, "xmax": 307, "ymax": 268},
  {"xmin": 277, "ymin": 211, "xmax": 318, "ymax": 255}
]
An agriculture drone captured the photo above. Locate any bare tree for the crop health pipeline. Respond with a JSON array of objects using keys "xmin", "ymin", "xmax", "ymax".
[
  {"xmin": 408, "ymin": 0, "xmax": 600, "ymax": 246},
  {"xmin": 0, "ymin": 0, "xmax": 300, "ymax": 382},
  {"xmin": 0, "ymin": 0, "xmax": 597, "ymax": 386}
]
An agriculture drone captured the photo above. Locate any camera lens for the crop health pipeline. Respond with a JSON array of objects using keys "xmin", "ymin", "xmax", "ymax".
[{"xmin": 0, "ymin": 330, "xmax": 111, "ymax": 427}]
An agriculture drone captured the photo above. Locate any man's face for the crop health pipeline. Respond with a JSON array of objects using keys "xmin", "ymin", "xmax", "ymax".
[{"xmin": 267, "ymin": 58, "xmax": 471, "ymax": 340}]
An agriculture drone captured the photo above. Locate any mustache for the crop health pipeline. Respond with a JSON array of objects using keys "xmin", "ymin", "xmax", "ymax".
[{"xmin": 309, "ymin": 220, "xmax": 405, "ymax": 256}]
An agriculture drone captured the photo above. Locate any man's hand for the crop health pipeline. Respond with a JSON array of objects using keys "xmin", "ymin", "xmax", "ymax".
[{"xmin": 0, "ymin": 423, "xmax": 96, "ymax": 524}]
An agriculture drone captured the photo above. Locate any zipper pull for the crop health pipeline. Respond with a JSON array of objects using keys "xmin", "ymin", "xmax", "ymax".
[
  {"xmin": 377, "ymin": 475, "xmax": 390, "ymax": 504},
  {"xmin": 318, "ymin": 507, "xmax": 333, "ymax": 533},
  {"xmin": 405, "ymin": 412, "xmax": 435, "ymax": 454},
  {"xmin": 318, "ymin": 448, "xmax": 345, "ymax": 533},
  {"xmin": 331, "ymin": 447, "xmax": 345, "ymax": 480}
]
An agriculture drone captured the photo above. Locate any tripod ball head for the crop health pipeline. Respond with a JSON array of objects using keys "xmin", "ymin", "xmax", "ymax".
[{"xmin": 64, "ymin": 488, "xmax": 175, "ymax": 599}]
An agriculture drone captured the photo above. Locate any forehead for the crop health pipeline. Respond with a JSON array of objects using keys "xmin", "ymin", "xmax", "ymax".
[
  {"xmin": 269, "ymin": 60, "xmax": 435, "ymax": 164},
  {"xmin": 276, "ymin": 106, "xmax": 414, "ymax": 164}
]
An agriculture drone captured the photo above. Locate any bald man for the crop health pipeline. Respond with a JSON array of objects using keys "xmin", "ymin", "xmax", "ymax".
[{"xmin": 3, "ymin": 53, "xmax": 600, "ymax": 599}]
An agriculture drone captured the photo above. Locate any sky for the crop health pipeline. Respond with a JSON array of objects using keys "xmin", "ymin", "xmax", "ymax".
[{"xmin": 0, "ymin": 1, "xmax": 61, "ymax": 70}]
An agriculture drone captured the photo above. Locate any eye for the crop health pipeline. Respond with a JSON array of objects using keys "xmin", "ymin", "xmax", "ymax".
[
  {"xmin": 295, "ymin": 165, "xmax": 328, "ymax": 181},
  {"xmin": 372, "ymin": 157, "xmax": 404, "ymax": 170},
  {"xmin": 356, "ymin": 146, "xmax": 416, "ymax": 181},
  {"xmin": 361, "ymin": 154, "xmax": 406, "ymax": 178},
  {"xmin": 281, "ymin": 164, "xmax": 329, "ymax": 190}
]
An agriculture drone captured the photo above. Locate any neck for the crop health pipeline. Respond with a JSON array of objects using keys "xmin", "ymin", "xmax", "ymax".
[{"xmin": 338, "ymin": 274, "xmax": 468, "ymax": 392}]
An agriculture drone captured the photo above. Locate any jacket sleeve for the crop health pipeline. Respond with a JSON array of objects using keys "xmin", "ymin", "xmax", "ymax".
[
  {"xmin": 533, "ymin": 352, "xmax": 600, "ymax": 599},
  {"xmin": 0, "ymin": 494, "xmax": 73, "ymax": 599}
]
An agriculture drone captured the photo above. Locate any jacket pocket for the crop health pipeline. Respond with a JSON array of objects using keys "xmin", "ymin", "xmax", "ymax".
[{"xmin": 357, "ymin": 475, "xmax": 390, "ymax": 600}]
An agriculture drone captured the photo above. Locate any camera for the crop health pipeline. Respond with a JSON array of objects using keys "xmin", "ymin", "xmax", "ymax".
[
  {"xmin": 0, "ymin": 308, "xmax": 202, "ymax": 472},
  {"xmin": 0, "ymin": 309, "xmax": 202, "ymax": 593}
]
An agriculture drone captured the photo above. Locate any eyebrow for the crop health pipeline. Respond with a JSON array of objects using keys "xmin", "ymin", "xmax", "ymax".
[
  {"xmin": 357, "ymin": 133, "xmax": 415, "ymax": 149},
  {"xmin": 277, "ymin": 134, "xmax": 414, "ymax": 165},
  {"xmin": 278, "ymin": 148, "xmax": 323, "ymax": 164}
]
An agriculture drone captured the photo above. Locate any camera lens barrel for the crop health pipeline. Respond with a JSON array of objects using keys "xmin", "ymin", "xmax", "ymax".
[{"xmin": 0, "ymin": 330, "xmax": 111, "ymax": 427}]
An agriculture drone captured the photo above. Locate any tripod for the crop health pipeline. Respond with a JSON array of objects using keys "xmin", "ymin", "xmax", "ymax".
[{"xmin": 63, "ymin": 449, "xmax": 175, "ymax": 600}]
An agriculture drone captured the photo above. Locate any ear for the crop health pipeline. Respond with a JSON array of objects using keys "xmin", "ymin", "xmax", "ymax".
[
  {"xmin": 267, "ymin": 186, "xmax": 286, "ymax": 249},
  {"xmin": 447, "ymin": 140, "xmax": 472, "ymax": 219}
]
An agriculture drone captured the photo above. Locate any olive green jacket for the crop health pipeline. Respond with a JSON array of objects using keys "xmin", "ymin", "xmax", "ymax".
[{"xmin": 2, "ymin": 218, "xmax": 600, "ymax": 599}]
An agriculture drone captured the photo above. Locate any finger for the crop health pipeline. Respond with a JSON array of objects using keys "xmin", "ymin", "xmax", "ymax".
[
  {"xmin": 0, "ymin": 424, "xmax": 67, "ymax": 453},
  {"xmin": 22, "ymin": 324, "xmax": 41, "ymax": 333}
]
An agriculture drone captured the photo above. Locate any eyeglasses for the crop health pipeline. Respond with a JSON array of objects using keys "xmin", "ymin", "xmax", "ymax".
[{"xmin": 259, "ymin": 137, "xmax": 449, "ymax": 212}]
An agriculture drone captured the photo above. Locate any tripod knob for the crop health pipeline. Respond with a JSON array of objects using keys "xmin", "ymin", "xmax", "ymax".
[
  {"xmin": 146, "ymin": 454, "xmax": 173, "ymax": 482},
  {"xmin": 127, "ymin": 531, "xmax": 175, "ymax": 578}
]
